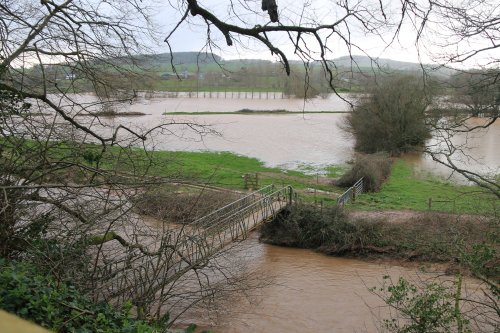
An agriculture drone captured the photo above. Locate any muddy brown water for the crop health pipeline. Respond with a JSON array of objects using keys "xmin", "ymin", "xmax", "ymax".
[
  {"xmin": 402, "ymin": 117, "xmax": 500, "ymax": 180},
  {"xmin": 98, "ymin": 114, "xmax": 499, "ymax": 178},
  {"xmin": 61, "ymin": 91, "xmax": 353, "ymax": 113},
  {"xmin": 49, "ymin": 93, "xmax": 499, "ymax": 177},
  {"xmin": 170, "ymin": 233, "xmax": 486, "ymax": 333},
  {"xmin": 201, "ymin": 235, "xmax": 391, "ymax": 333},
  {"xmin": 41, "ymin": 93, "xmax": 495, "ymax": 331}
]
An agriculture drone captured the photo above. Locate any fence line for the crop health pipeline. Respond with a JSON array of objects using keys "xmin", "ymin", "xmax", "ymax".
[{"xmin": 138, "ymin": 90, "xmax": 290, "ymax": 100}]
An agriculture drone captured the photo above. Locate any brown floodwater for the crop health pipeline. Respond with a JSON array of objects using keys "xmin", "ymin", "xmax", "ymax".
[
  {"xmin": 54, "ymin": 91, "xmax": 353, "ymax": 113},
  {"xmin": 403, "ymin": 117, "xmax": 500, "ymax": 180},
  {"xmin": 202, "ymin": 236, "xmax": 391, "ymax": 333},
  {"xmin": 41, "ymin": 93, "xmax": 496, "ymax": 330},
  {"xmin": 172, "ymin": 233, "xmax": 487, "ymax": 333},
  {"xmin": 98, "ymin": 113, "xmax": 499, "ymax": 177},
  {"xmin": 49, "ymin": 93, "xmax": 499, "ymax": 175}
]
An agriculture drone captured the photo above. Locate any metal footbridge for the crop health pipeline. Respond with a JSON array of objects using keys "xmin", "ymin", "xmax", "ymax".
[{"xmin": 93, "ymin": 185, "xmax": 293, "ymax": 303}]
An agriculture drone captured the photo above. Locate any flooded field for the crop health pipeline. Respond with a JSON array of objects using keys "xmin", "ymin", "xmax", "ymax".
[
  {"xmin": 47, "ymin": 93, "xmax": 499, "ymax": 175},
  {"xmin": 35, "ymin": 93, "xmax": 497, "ymax": 331}
]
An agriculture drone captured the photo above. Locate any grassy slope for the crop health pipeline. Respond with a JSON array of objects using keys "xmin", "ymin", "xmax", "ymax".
[
  {"xmin": 12, "ymin": 136, "xmax": 493, "ymax": 214},
  {"xmin": 117, "ymin": 150, "xmax": 496, "ymax": 214},
  {"xmin": 146, "ymin": 150, "xmax": 337, "ymax": 193}
]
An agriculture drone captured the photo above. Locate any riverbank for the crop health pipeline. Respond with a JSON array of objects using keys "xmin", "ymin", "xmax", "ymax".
[
  {"xmin": 348, "ymin": 160, "xmax": 498, "ymax": 214},
  {"xmin": 7, "ymin": 136, "xmax": 496, "ymax": 213},
  {"xmin": 259, "ymin": 204, "xmax": 499, "ymax": 277},
  {"xmin": 133, "ymin": 150, "xmax": 497, "ymax": 214}
]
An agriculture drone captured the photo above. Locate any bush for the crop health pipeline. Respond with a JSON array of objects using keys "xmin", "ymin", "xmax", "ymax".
[
  {"xmin": 344, "ymin": 75, "xmax": 432, "ymax": 155},
  {"xmin": 262, "ymin": 206, "xmax": 499, "ymax": 266},
  {"xmin": 260, "ymin": 203, "xmax": 385, "ymax": 253},
  {"xmin": 337, "ymin": 153, "xmax": 392, "ymax": 192},
  {"xmin": 374, "ymin": 276, "xmax": 471, "ymax": 333},
  {"xmin": 283, "ymin": 75, "xmax": 320, "ymax": 98},
  {"xmin": 0, "ymin": 259, "xmax": 162, "ymax": 333}
]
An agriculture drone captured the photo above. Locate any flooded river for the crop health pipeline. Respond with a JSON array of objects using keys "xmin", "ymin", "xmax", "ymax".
[
  {"xmin": 43, "ymin": 94, "xmax": 496, "ymax": 331},
  {"xmin": 102, "ymin": 91, "xmax": 353, "ymax": 113},
  {"xmin": 174, "ymin": 233, "xmax": 486, "ymax": 333},
  {"xmin": 51, "ymin": 93, "xmax": 500, "ymax": 176},
  {"xmin": 201, "ymin": 235, "xmax": 391, "ymax": 332}
]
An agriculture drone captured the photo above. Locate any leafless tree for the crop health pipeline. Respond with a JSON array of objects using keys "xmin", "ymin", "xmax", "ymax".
[
  {"xmin": 426, "ymin": 69, "xmax": 499, "ymax": 197},
  {"xmin": 165, "ymin": 0, "xmax": 391, "ymax": 93},
  {"xmin": 161, "ymin": 1, "xmax": 500, "ymax": 328},
  {"xmin": 406, "ymin": 0, "xmax": 499, "ymax": 197},
  {"xmin": 1, "ymin": 0, "xmax": 498, "ymax": 327},
  {"xmin": 0, "ymin": 0, "xmax": 246, "ymax": 324},
  {"xmin": 164, "ymin": 0, "xmax": 498, "ymax": 195}
]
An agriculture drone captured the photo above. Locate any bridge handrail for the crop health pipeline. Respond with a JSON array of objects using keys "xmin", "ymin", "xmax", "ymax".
[
  {"xmin": 337, "ymin": 177, "xmax": 364, "ymax": 206},
  {"xmin": 202, "ymin": 186, "xmax": 290, "ymax": 235},
  {"xmin": 192, "ymin": 184, "xmax": 275, "ymax": 228},
  {"xmin": 92, "ymin": 185, "xmax": 292, "ymax": 299}
]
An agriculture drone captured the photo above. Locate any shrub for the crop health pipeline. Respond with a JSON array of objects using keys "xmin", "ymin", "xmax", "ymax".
[
  {"xmin": 283, "ymin": 75, "xmax": 320, "ymax": 98},
  {"xmin": 343, "ymin": 75, "xmax": 432, "ymax": 155},
  {"xmin": 337, "ymin": 153, "xmax": 392, "ymax": 192},
  {"xmin": 260, "ymin": 203, "xmax": 385, "ymax": 253},
  {"xmin": 262, "ymin": 207, "xmax": 499, "ymax": 266},
  {"xmin": 374, "ymin": 276, "xmax": 471, "ymax": 333},
  {"xmin": 0, "ymin": 259, "xmax": 163, "ymax": 333}
]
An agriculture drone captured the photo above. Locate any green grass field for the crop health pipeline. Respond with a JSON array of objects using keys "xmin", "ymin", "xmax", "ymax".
[
  {"xmin": 349, "ymin": 160, "xmax": 498, "ymax": 214},
  {"xmin": 91, "ymin": 146, "xmax": 497, "ymax": 214},
  {"xmin": 4, "ymin": 135, "xmax": 495, "ymax": 214},
  {"xmin": 117, "ymin": 149, "xmax": 497, "ymax": 214},
  {"xmin": 143, "ymin": 150, "xmax": 338, "ymax": 193}
]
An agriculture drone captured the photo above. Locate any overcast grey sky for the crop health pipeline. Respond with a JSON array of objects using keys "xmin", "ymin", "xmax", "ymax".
[{"xmin": 151, "ymin": 0, "xmax": 499, "ymax": 68}]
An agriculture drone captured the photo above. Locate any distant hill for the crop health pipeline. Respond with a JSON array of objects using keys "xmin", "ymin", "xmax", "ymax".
[
  {"xmin": 134, "ymin": 52, "xmax": 222, "ymax": 66},
  {"xmin": 130, "ymin": 52, "xmax": 456, "ymax": 78},
  {"xmin": 326, "ymin": 55, "xmax": 456, "ymax": 77},
  {"xmin": 330, "ymin": 55, "xmax": 423, "ymax": 70},
  {"xmin": 224, "ymin": 58, "xmax": 273, "ymax": 65}
]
